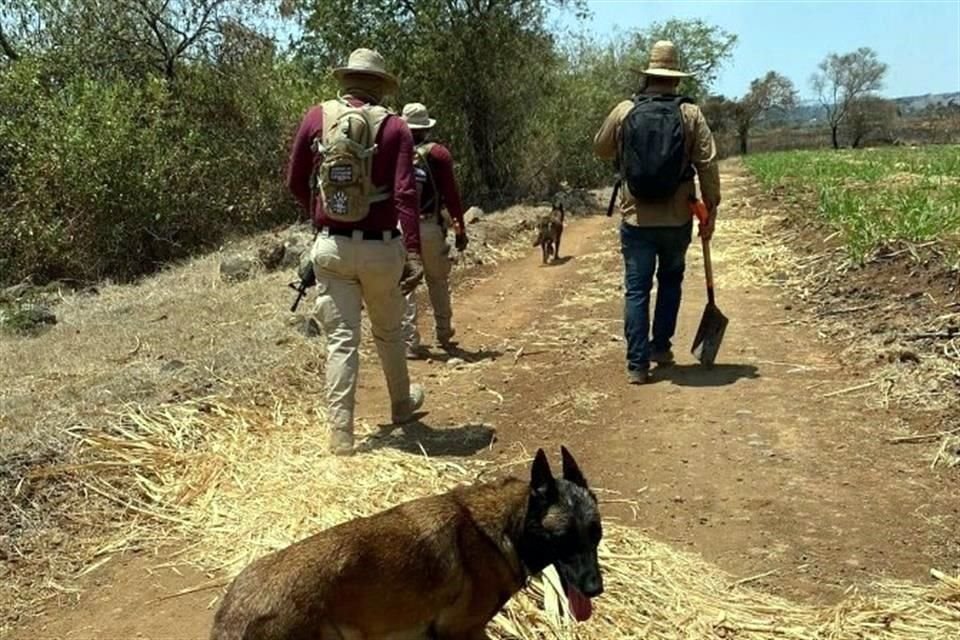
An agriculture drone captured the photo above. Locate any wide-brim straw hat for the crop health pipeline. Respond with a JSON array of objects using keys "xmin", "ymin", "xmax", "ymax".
[
  {"xmin": 639, "ymin": 40, "xmax": 691, "ymax": 78},
  {"xmin": 401, "ymin": 102, "xmax": 437, "ymax": 130},
  {"xmin": 333, "ymin": 48, "xmax": 399, "ymax": 92}
]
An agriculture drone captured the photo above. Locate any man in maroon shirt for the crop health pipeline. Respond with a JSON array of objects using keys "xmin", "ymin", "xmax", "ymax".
[
  {"xmin": 285, "ymin": 48, "xmax": 425, "ymax": 456},
  {"xmin": 398, "ymin": 103, "xmax": 469, "ymax": 359}
]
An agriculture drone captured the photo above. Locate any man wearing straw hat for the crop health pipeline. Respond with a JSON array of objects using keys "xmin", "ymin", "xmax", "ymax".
[
  {"xmin": 593, "ymin": 40, "xmax": 722, "ymax": 385},
  {"xmin": 398, "ymin": 102, "xmax": 468, "ymax": 359},
  {"xmin": 286, "ymin": 48, "xmax": 425, "ymax": 455}
]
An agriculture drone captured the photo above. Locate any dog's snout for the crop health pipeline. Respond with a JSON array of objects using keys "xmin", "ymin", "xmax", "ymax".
[{"xmin": 583, "ymin": 573, "xmax": 603, "ymax": 598}]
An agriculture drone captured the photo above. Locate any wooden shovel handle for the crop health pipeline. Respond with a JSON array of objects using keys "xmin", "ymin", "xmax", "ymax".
[
  {"xmin": 689, "ymin": 198, "xmax": 717, "ymax": 305},
  {"xmin": 702, "ymin": 236, "xmax": 716, "ymax": 306}
]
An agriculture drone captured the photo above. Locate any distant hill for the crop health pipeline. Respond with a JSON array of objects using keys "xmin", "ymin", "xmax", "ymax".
[{"xmin": 775, "ymin": 92, "xmax": 960, "ymax": 126}]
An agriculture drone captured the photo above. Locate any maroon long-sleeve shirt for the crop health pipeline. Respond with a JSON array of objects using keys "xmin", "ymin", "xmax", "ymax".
[
  {"xmin": 422, "ymin": 143, "xmax": 466, "ymax": 230},
  {"xmin": 285, "ymin": 98, "xmax": 421, "ymax": 253}
]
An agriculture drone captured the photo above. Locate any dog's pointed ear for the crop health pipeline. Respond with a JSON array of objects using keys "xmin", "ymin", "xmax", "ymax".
[
  {"xmin": 560, "ymin": 446, "xmax": 588, "ymax": 489},
  {"xmin": 530, "ymin": 449, "xmax": 557, "ymax": 498}
]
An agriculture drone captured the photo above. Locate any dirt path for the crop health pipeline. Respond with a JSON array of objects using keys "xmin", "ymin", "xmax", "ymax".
[{"xmin": 10, "ymin": 160, "xmax": 958, "ymax": 639}]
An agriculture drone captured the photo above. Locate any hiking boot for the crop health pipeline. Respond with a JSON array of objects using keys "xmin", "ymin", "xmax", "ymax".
[
  {"xmin": 391, "ymin": 383, "xmax": 425, "ymax": 424},
  {"xmin": 627, "ymin": 369, "xmax": 652, "ymax": 385},
  {"xmin": 329, "ymin": 429, "xmax": 355, "ymax": 457},
  {"xmin": 437, "ymin": 328, "xmax": 457, "ymax": 349},
  {"xmin": 406, "ymin": 345, "xmax": 430, "ymax": 360},
  {"xmin": 651, "ymin": 349, "xmax": 675, "ymax": 367}
]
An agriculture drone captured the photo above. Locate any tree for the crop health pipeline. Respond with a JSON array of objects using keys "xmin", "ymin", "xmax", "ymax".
[
  {"xmin": 294, "ymin": 0, "xmax": 587, "ymax": 198},
  {"xmin": 811, "ymin": 47, "xmax": 888, "ymax": 149},
  {"xmin": 847, "ymin": 96, "xmax": 897, "ymax": 148},
  {"xmin": 622, "ymin": 19, "xmax": 737, "ymax": 100},
  {"xmin": 0, "ymin": 24, "xmax": 19, "ymax": 61},
  {"xmin": 0, "ymin": 0, "xmax": 271, "ymax": 81},
  {"xmin": 700, "ymin": 95, "xmax": 736, "ymax": 132},
  {"xmin": 733, "ymin": 71, "xmax": 796, "ymax": 154}
]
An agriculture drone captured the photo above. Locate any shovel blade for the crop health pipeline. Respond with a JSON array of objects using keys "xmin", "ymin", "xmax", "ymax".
[{"xmin": 691, "ymin": 302, "xmax": 729, "ymax": 367}]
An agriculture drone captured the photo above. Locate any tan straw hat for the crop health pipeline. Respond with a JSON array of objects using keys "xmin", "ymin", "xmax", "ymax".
[
  {"xmin": 640, "ymin": 40, "xmax": 691, "ymax": 78},
  {"xmin": 333, "ymin": 48, "xmax": 399, "ymax": 92},
  {"xmin": 401, "ymin": 103, "xmax": 437, "ymax": 130}
]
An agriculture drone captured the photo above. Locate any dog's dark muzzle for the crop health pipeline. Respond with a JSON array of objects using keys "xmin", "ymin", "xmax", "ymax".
[
  {"xmin": 556, "ymin": 559, "xmax": 604, "ymax": 598},
  {"xmin": 580, "ymin": 574, "xmax": 604, "ymax": 598}
]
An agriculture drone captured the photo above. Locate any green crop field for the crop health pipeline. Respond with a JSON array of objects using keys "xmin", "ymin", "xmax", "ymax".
[{"xmin": 743, "ymin": 145, "xmax": 960, "ymax": 260}]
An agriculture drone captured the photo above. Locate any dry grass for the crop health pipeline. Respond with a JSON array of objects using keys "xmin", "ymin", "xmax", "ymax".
[
  {"xmin": 9, "ymin": 389, "xmax": 959, "ymax": 639},
  {"xmin": 0, "ymin": 200, "xmax": 555, "ymax": 457}
]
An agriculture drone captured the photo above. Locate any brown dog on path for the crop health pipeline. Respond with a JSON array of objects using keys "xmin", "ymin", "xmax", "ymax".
[
  {"xmin": 209, "ymin": 447, "xmax": 603, "ymax": 640},
  {"xmin": 532, "ymin": 201, "xmax": 565, "ymax": 265}
]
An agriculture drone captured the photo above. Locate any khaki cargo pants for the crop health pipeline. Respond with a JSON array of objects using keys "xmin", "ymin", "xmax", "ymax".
[
  {"xmin": 310, "ymin": 230, "xmax": 413, "ymax": 449},
  {"xmin": 402, "ymin": 219, "xmax": 454, "ymax": 348}
]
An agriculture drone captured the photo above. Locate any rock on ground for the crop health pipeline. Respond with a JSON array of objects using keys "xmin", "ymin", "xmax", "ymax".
[{"xmin": 219, "ymin": 255, "xmax": 258, "ymax": 282}]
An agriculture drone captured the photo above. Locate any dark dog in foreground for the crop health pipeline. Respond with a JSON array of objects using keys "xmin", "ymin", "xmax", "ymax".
[
  {"xmin": 532, "ymin": 201, "xmax": 565, "ymax": 264},
  {"xmin": 210, "ymin": 447, "xmax": 603, "ymax": 640}
]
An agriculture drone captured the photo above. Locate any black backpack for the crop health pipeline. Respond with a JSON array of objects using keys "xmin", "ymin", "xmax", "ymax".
[{"xmin": 619, "ymin": 94, "xmax": 694, "ymax": 201}]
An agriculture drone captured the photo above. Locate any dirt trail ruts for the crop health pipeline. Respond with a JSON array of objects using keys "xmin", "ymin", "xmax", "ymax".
[{"xmin": 10, "ymin": 159, "xmax": 958, "ymax": 639}]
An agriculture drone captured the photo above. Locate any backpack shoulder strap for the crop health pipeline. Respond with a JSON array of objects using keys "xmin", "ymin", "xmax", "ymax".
[
  {"xmin": 415, "ymin": 142, "xmax": 437, "ymax": 167},
  {"xmin": 414, "ymin": 142, "xmax": 441, "ymax": 214},
  {"xmin": 360, "ymin": 105, "xmax": 390, "ymax": 147},
  {"xmin": 417, "ymin": 141, "xmax": 437, "ymax": 155},
  {"xmin": 318, "ymin": 99, "xmax": 347, "ymax": 147}
]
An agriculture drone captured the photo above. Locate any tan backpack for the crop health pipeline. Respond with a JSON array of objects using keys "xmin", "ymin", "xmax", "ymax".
[{"xmin": 311, "ymin": 98, "xmax": 391, "ymax": 222}]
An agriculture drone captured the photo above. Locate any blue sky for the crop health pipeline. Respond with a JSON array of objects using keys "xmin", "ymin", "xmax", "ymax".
[{"xmin": 556, "ymin": 0, "xmax": 960, "ymax": 101}]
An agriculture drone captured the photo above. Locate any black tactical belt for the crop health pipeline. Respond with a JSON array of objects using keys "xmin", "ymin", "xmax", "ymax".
[{"xmin": 319, "ymin": 227, "xmax": 401, "ymax": 240}]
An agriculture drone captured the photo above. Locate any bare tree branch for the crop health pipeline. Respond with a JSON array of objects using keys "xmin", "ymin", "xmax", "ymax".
[
  {"xmin": 811, "ymin": 48, "xmax": 888, "ymax": 148},
  {"xmin": 0, "ymin": 23, "xmax": 19, "ymax": 61}
]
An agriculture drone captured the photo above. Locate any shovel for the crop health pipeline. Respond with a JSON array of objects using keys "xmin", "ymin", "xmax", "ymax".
[{"xmin": 690, "ymin": 200, "xmax": 728, "ymax": 367}]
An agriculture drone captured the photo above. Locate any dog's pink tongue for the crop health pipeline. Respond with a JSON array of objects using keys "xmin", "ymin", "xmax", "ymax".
[{"xmin": 566, "ymin": 585, "xmax": 593, "ymax": 622}]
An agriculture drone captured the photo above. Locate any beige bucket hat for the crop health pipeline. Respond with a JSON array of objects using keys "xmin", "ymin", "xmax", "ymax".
[
  {"xmin": 333, "ymin": 48, "xmax": 399, "ymax": 92},
  {"xmin": 640, "ymin": 40, "xmax": 691, "ymax": 78},
  {"xmin": 401, "ymin": 103, "xmax": 436, "ymax": 130}
]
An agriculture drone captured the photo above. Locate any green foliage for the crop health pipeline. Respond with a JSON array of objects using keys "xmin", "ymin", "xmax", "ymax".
[
  {"xmin": 0, "ymin": 2, "xmax": 327, "ymax": 285},
  {"xmin": 1, "ymin": 0, "xmax": 738, "ymax": 284},
  {"xmin": 295, "ymin": 0, "xmax": 580, "ymax": 200},
  {"xmin": 294, "ymin": 5, "xmax": 735, "ymax": 200},
  {"xmin": 744, "ymin": 146, "xmax": 960, "ymax": 261}
]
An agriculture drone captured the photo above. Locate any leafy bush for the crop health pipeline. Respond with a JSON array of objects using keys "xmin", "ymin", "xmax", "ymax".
[
  {"xmin": 0, "ymin": 0, "xmax": 737, "ymax": 285},
  {"xmin": 0, "ymin": 56, "xmax": 325, "ymax": 284}
]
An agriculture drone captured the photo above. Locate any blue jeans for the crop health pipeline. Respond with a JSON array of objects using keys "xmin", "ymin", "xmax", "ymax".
[{"xmin": 620, "ymin": 222, "xmax": 692, "ymax": 373}]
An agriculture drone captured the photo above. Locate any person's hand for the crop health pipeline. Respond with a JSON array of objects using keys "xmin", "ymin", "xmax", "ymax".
[
  {"xmin": 455, "ymin": 232, "xmax": 469, "ymax": 252},
  {"xmin": 698, "ymin": 212, "xmax": 716, "ymax": 241},
  {"xmin": 698, "ymin": 201, "xmax": 717, "ymax": 241},
  {"xmin": 400, "ymin": 252, "xmax": 424, "ymax": 295}
]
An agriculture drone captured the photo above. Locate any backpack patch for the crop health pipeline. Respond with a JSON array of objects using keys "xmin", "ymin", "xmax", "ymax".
[{"xmin": 619, "ymin": 95, "xmax": 693, "ymax": 201}]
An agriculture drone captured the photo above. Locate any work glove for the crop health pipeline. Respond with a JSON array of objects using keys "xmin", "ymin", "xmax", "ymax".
[
  {"xmin": 454, "ymin": 232, "xmax": 469, "ymax": 252},
  {"xmin": 400, "ymin": 252, "xmax": 424, "ymax": 295}
]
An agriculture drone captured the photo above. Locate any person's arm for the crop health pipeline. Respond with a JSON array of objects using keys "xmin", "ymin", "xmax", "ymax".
[
  {"xmin": 690, "ymin": 106, "xmax": 721, "ymax": 212},
  {"xmin": 592, "ymin": 100, "xmax": 632, "ymax": 160},
  {"xmin": 392, "ymin": 120, "xmax": 421, "ymax": 254},
  {"xmin": 430, "ymin": 144, "xmax": 465, "ymax": 232},
  {"xmin": 286, "ymin": 106, "xmax": 323, "ymax": 215}
]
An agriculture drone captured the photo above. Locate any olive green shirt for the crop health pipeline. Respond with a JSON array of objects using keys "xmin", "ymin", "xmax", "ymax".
[{"xmin": 593, "ymin": 97, "xmax": 721, "ymax": 227}]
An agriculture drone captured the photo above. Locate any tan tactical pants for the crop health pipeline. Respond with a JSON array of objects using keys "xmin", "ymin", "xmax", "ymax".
[
  {"xmin": 310, "ymin": 230, "xmax": 412, "ymax": 448},
  {"xmin": 402, "ymin": 219, "xmax": 454, "ymax": 348}
]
